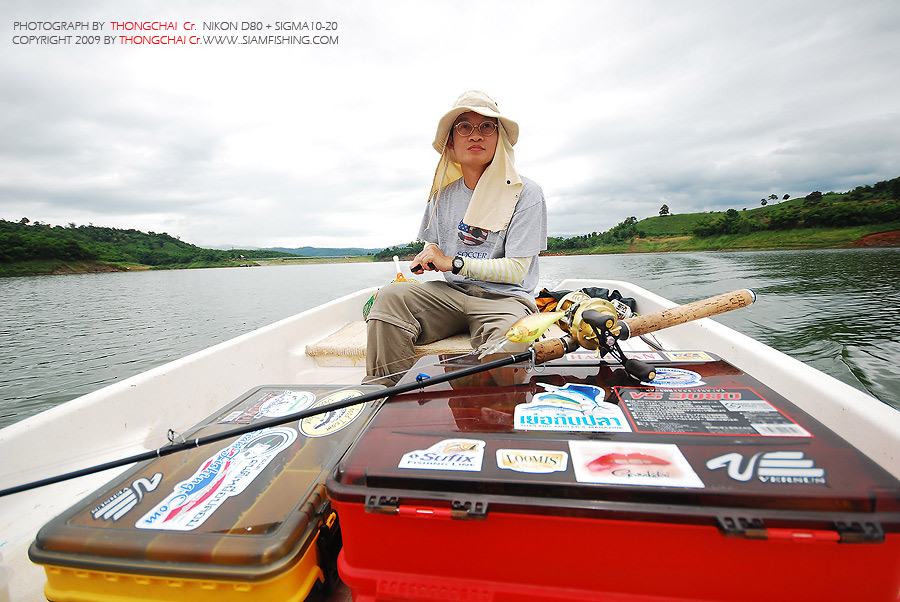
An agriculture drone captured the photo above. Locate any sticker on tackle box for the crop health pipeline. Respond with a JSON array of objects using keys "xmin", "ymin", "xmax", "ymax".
[
  {"xmin": 514, "ymin": 383, "xmax": 631, "ymax": 433},
  {"xmin": 399, "ymin": 439, "xmax": 485, "ymax": 472},
  {"xmin": 615, "ymin": 387, "xmax": 812, "ymax": 437},
  {"xmin": 220, "ymin": 390, "xmax": 317, "ymax": 424},
  {"xmin": 136, "ymin": 427, "xmax": 298, "ymax": 531},
  {"xmin": 569, "ymin": 441, "xmax": 705, "ymax": 488},
  {"xmin": 565, "ymin": 351, "xmax": 664, "ymax": 362}
]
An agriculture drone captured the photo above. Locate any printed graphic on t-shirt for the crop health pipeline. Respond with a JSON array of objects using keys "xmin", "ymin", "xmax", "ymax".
[{"xmin": 458, "ymin": 221, "xmax": 488, "ymax": 246}]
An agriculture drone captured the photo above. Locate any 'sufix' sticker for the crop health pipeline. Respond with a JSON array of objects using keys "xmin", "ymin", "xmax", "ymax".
[
  {"xmin": 569, "ymin": 441, "xmax": 705, "ymax": 488},
  {"xmin": 399, "ymin": 439, "xmax": 485, "ymax": 471},
  {"xmin": 135, "ymin": 427, "xmax": 297, "ymax": 531}
]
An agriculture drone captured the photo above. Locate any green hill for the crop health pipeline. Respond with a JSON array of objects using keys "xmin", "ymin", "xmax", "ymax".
[
  {"xmin": 0, "ymin": 220, "xmax": 284, "ymax": 276},
  {"xmin": 547, "ymin": 176, "xmax": 900, "ymax": 253}
]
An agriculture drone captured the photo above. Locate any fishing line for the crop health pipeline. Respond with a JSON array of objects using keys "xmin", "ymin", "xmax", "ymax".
[
  {"xmin": 0, "ymin": 347, "xmax": 539, "ymax": 498},
  {"xmin": 0, "ymin": 288, "xmax": 756, "ymax": 498}
]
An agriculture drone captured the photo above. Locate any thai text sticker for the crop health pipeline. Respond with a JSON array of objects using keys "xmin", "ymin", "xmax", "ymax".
[{"xmin": 514, "ymin": 383, "xmax": 631, "ymax": 433}]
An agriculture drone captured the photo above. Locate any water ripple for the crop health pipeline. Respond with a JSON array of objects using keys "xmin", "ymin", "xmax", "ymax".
[{"xmin": 1, "ymin": 249, "xmax": 898, "ymax": 428}]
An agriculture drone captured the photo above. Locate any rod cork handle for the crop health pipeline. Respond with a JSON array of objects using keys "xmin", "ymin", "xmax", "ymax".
[
  {"xmin": 620, "ymin": 289, "xmax": 756, "ymax": 339},
  {"xmin": 533, "ymin": 336, "xmax": 579, "ymax": 364}
]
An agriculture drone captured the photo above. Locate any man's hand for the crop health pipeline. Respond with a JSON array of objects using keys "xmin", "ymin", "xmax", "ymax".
[{"xmin": 411, "ymin": 245, "xmax": 453, "ymax": 274}]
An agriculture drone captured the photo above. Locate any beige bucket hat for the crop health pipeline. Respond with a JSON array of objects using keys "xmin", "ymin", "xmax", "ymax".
[
  {"xmin": 432, "ymin": 90, "xmax": 519, "ymax": 153},
  {"xmin": 427, "ymin": 91, "xmax": 523, "ymax": 233}
]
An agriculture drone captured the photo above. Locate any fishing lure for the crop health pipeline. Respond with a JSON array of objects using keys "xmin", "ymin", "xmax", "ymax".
[{"xmin": 504, "ymin": 311, "xmax": 566, "ymax": 343}]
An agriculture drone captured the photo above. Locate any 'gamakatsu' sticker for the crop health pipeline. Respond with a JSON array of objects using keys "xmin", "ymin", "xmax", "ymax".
[
  {"xmin": 496, "ymin": 449, "xmax": 568, "ymax": 474},
  {"xmin": 299, "ymin": 390, "xmax": 365, "ymax": 438},
  {"xmin": 514, "ymin": 383, "xmax": 632, "ymax": 433},
  {"xmin": 569, "ymin": 441, "xmax": 705, "ymax": 488},
  {"xmin": 399, "ymin": 439, "xmax": 485, "ymax": 471},
  {"xmin": 641, "ymin": 367, "xmax": 705, "ymax": 387},
  {"xmin": 136, "ymin": 427, "xmax": 297, "ymax": 531}
]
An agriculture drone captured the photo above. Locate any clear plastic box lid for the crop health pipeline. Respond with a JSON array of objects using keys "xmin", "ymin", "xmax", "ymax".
[
  {"xmin": 31, "ymin": 384, "xmax": 384, "ymax": 579},
  {"xmin": 328, "ymin": 355, "xmax": 900, "ymax": 531}
]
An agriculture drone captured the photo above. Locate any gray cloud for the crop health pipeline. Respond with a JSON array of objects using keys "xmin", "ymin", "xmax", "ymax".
[{"xmin": 2, "ymin": 0, "xmax": 898, "ymax": 247}]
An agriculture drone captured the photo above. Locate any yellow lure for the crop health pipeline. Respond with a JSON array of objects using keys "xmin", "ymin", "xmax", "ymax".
[{"xmin": 504, "ymin": 311, "xmax": 566, "ymax": 343}]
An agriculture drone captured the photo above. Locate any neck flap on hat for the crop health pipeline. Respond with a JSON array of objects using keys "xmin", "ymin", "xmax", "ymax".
[{"xmin": 427, "ymin": 125, "xmax": 523, "ymax": 233}]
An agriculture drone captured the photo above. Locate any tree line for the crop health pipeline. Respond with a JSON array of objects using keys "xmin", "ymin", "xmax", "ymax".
[
  {"xmin": 0, "ymin": 219, "xmax": 281, "ymax": 266},
  {"xmin": 692, "ymin": 176, "xmax": 899, "ymax": 238},
  {"xmin": 541, "ymin": 175, "xmax": 899, "ymax": 250}
]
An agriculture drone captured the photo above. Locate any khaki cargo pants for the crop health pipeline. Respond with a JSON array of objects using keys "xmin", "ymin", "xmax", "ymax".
[{"xmin": 364, "ymin": 280, "xmax": 537, "ymax": 383}]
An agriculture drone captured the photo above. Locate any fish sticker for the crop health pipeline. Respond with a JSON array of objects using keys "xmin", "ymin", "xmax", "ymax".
[{"xmin": 514, "ymin": 383, "xmax": 632, "ymax": 433}]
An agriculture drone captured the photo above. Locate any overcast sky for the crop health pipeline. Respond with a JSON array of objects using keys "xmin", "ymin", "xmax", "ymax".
[{"xmin": 2, "ymin": 0, "xmax": 898, "ymax": 250}]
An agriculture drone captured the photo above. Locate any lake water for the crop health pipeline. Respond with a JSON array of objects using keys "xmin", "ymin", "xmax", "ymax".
[{"xmin": 1, "ymin": 248, "xmax": 898, "ymax": 429}]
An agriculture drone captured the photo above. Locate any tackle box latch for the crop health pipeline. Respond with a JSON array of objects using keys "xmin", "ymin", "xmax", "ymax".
[
  {"xmin": 450, "ymin": 498, "xmax": 488, "ymax": 520},
  {"xmin": 316, "ymin": 508, "xmax": 343, "ymax": 595},
  {"xmin": 716, "ymin": 516, "xmax": 767, "ymax": 540},
  {"xmin": 365, "ymin": 494, "xmax": 401, "ymax": 515},
  {"xmin": 834, "ymin": 521, "xmax": 885, "ymax": 544},
  {"xmin": 717, "ymin": 516, "xmax": 886, "ymax": 544},
  {"xmin": 365, "ymin": 495, "xmax": 488, "ymax": 521}
]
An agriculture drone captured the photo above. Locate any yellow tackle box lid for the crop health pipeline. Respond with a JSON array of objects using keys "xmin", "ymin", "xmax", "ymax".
[{"xmin": 29, "ymin": 384, "xmax": 384, "ymax": 585}]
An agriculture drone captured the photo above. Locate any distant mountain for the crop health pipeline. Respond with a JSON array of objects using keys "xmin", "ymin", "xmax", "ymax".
[{"xmin": 267, "ymin": 246, "xmax": 380, "ymax": 257}]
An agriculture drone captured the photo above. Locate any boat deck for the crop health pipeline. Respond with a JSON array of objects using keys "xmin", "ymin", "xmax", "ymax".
[{"xmin": 3, "ymin": 281, "xmax": 900, "ymax": 602}]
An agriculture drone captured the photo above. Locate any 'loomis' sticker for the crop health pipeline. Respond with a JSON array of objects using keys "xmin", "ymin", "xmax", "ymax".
[{"xmin": 496, "ymin": 449, "xmax": 568, "ymax": 473}]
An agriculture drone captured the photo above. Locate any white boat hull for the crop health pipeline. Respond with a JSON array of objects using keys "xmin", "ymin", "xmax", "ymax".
[{"xmin": 1, "ymin": 280, "xmax": 897, "ymax": 601}]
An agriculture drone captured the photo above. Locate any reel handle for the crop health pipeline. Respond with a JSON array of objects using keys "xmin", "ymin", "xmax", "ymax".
[
  {"xmin": 581, "ymin": 308, "xmax": 616, "ymax": 331},
  {"xmin": 411, "ymin": 262, "xmax": 436, "ymax": 273},
  {"xmin": 624, "ymin": 358, "xmax": 655, "ymax": 382}
]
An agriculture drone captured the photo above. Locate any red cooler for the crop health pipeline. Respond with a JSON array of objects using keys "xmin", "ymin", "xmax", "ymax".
[
  {"xmin": 326, "ymin": 353, "xmax": 900, "ymax": 602},
  {"xmin": 30, "ymin": 384, "xmax": 384, "ymax": 602}
]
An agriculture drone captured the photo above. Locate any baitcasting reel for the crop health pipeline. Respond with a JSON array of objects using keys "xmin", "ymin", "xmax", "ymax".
[{"xmin": 554, "ymin": 292, "xmax": 656, "ymax": 382}]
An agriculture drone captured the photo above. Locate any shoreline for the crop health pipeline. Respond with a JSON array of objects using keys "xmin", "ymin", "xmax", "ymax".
[{"xmin": 2, "ymin": 228, "xmax": 897, "ymax": 278}]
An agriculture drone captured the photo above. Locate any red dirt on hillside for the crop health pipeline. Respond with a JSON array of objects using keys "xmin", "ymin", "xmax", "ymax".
[{"xmin": 852, "ymin": 230, "xmax": 900, "ymax": 247}]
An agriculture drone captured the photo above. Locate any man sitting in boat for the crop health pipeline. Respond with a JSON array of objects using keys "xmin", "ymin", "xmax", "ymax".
[{"xmin": 365, "ymin": 90, "xmax": 548, "ymax": 383}]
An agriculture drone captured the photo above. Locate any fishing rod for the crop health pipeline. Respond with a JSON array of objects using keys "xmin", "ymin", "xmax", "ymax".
[{"xmin": 0, "ymin": 288, "xmax": 755, "ymax": 498}]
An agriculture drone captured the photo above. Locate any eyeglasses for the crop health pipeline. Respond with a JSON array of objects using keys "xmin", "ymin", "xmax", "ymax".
[{"xmin": 453, "ymin": 120, "xmax": 499, "ymax": 137}]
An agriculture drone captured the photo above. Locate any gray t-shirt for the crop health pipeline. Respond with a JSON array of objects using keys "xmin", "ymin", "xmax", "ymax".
[{"xmin": 417, "ymin": 176, "xmax": 547, "ymax": 299}]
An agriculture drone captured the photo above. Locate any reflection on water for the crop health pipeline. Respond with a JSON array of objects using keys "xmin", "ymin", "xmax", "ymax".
[
  {"xmin": 539, "ymin": 248, "xmax": 900, "ymax": 408},
  {"xmin": 0, "ymin": 248, "xmax": 897, "ymax": 428}
]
